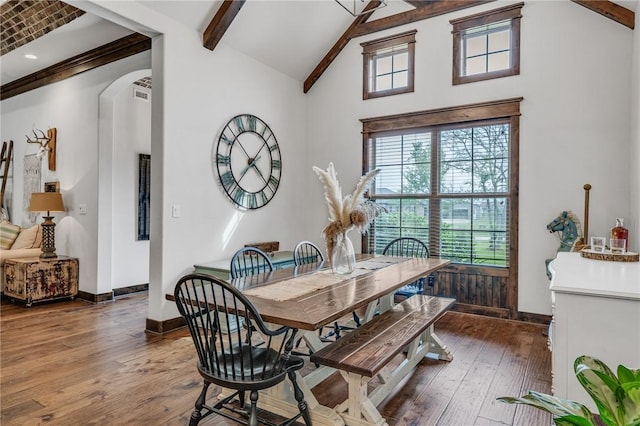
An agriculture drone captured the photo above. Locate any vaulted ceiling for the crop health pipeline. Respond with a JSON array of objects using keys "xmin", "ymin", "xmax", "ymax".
[{"xmin": 0, "ymin": 0, "xmax": 636, "ymax": 100}]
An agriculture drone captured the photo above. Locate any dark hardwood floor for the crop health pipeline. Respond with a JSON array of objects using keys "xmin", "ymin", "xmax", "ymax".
[{"xmin": 0, "ymin": 293, "xmax": 551, "ymax": 425}]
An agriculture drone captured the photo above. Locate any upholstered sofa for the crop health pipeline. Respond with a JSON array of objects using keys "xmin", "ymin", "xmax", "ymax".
[{"xmin": 1, "ymin": 222, "xmax": 43, "ymax": 288}]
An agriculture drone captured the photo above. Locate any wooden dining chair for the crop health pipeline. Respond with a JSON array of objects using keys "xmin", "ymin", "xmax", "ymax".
[
  {"xmin": 174, "ymin": 273, "xmax": 311, "ymax": 426},
  {"xmin": 230, "ymin": 247, "xmax": 274, "ymax": 279},
  {"xmin": 293, "ymin": 241, "xmax": 324, "ymax": 265},
  {"xmin": 382, "ymin": 237, "xmax": 432, "ymax": 298}
]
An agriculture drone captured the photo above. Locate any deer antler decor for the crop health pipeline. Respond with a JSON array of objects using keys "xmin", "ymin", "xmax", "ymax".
[{"xmin": 25, "ymin": 128, "xmax": 56, "ymax": 171}]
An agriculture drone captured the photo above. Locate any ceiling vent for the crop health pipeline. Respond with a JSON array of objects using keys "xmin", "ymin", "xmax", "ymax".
[{"xmin": 133, "ymin": 88, "xmax": 149, "ymax": 102}]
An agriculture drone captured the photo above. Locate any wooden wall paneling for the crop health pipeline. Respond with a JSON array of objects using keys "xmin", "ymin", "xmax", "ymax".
[
  {"xmin": 451, "ymin": 302, "xmax": 510, "ymax": 318},
  {"xmin": 477, "ymin": 274, "xmax": 485, "ymax": 306},
  {"xmin": 492, "ymin": 276, "xmax": 500, "ymax": 308}
]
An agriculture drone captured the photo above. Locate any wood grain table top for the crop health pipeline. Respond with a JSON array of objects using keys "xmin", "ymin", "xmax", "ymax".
[{"xmin": 167, "ymin": 255, "xmax": 450, "ymax": 332}]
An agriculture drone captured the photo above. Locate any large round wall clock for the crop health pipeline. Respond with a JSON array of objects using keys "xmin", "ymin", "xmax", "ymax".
[{"xmin": 215, "ymin": 114, "xmax": 282, "ymax": 210}]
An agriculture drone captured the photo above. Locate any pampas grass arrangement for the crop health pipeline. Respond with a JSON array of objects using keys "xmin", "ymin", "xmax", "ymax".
[{"xmin": 313, "ymin": 163, "xmax": 384, "ymax": 266}]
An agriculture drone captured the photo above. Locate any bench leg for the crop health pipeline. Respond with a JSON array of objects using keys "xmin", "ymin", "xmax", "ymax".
[
  {"xmin": 423, "ymin": 323, "xmax": 453, "ymax": 361},
  {"xmin": 334, "ymin": 373, "xmax": 388, "ymax": 426}
]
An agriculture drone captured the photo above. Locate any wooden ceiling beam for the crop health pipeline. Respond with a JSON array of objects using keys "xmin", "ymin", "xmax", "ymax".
[
  {"xmin": 352, "ymin": 0, "xmax": 494, "ymax": 38},
  {"xmin": 403, "ymin": 0, "xmax": 436, "ymax": 8},
  {"xmin": 304, "ymin": 0, "xmax": 493, "ymax": 93},
  {"xmin": 1, "ymin": 33, "xmax": 150, "ymax": 101},
  {"xmin": 203, "ymin": 0, "xmax": 246, "ymax": 51},
  {"xmin": 303, "ymin": 1, "xmax": 382, "ymax": 93},
  {"xmin": 571, "ymin": 0, "xmax": 634, "ymax": 30}
]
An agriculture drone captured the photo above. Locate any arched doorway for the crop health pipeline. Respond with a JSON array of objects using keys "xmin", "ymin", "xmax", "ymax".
[{"xmin": 97, "ymin": 69, "xmax": 152, "ymax": 296}]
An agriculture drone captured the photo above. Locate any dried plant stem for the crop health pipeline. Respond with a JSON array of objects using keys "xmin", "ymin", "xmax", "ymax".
[{"xmin": 313, "ymin": 163, "xmax": 383, "ymax": 264}]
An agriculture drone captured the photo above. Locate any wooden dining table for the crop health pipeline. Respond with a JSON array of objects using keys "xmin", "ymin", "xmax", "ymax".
[{"xmin": 168, "ymin": 254, "xmax": 452, "ymax": 426}]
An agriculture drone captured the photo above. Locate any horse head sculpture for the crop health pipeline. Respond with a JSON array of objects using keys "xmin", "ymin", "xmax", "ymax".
[{"xmin": 545, "ymin": 210, "xmax": 584, "ymax": 279}]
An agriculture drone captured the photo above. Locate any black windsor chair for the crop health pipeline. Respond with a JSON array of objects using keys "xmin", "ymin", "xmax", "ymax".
[
  {"xmin": 292, "ymin": 241, "xmax": 324, "ymax": 266},
  {"xmin": 230, "ymin": 247, "xmax": 274, "ymax": 279},
  {"xmin": 174, "ymin": 274, "xmax": 312, "ymax": 426},
  {"xmin": 230, "ymin": 247, "xmax": 275, "ymax": 345},
  {"xmin": 293, "ymin": 241, "xmax": 359, "ymax": 341},
  {"xmin": 382, "ymin": 237, "xmax": 432, "ymax": 298}
]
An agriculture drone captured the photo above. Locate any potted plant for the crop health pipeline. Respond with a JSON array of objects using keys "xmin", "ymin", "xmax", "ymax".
[{"xmin": 497, "ymin": 355, "xmax": 640, "ymax": 426}]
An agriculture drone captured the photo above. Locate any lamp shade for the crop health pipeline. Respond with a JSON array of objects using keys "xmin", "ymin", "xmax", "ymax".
[{"xmin": 29, "ymin": 192, "xmax": 64, "ymax": 213}]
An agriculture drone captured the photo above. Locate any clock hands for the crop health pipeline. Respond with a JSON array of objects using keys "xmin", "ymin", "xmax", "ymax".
[
  {"xmin": 252, "ymin": 162, "xmax": 268, "ymax": 185},
  {"xmin": 238, "ymin": 155, "xmax": 261, "ymax": 182}
]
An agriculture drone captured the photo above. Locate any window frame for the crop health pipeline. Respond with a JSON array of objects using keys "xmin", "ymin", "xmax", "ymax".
[
  {"xmin": 361, "ymin": 98, "xmax": 522, "ymax": 315},
  {"xmin": 361, "ymin": 30, "xmax": 416, "ymax": 100},
  {"xmin": 451, "ymin": 3, "xmax": 523, "ymax": 85}
]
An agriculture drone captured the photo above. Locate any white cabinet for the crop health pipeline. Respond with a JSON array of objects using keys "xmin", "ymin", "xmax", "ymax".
[{"xmin": 548, "ymin": 253, "xmax": 640, "ymax": 411}]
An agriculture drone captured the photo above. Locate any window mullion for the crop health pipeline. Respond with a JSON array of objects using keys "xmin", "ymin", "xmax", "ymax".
[
  {"xmin": 429, "ymin": 128, "xmax": 440, "ymax": 258},
  {"xmin": 484, "ymin": 34, "xmax": 489, "ymax": 73}
]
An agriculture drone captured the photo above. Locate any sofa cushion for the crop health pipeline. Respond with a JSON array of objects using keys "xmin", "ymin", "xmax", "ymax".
[
  {"xmin": 11, "ymin": 224, "xmax": 42, "ymax": 249},
  {"xmin": 33, "ymin": 224, "xmax": 42, "ymax": 248},
  {"xmin": 0, "ymin": 221, "xmax": 21, "ymax": 250}
]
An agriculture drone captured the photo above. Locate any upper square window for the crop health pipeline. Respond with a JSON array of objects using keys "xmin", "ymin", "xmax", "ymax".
[
  {"xmin": 451, "ymin": 3, "xmax": 523, "ymax": 85},
  {"xmin": 361, "ymin": 30, "xmax": 416, "ymax": 100}
]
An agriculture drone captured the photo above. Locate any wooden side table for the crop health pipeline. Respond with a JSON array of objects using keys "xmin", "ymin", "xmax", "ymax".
[{"xmin": 4, "ymin": 256, "xmax": 79, "ymax": 307}]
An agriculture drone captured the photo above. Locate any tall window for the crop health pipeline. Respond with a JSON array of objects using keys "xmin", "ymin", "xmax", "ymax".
[
  {"xmin": 451, "ymin": 3, "xmax": 523, "ymax": 85},
  {"xmin": 361, "ymin": 30, "xmax": 416, "ymax": 100},
  {"xmin": 362, "ymin": 98, "xmax": 521, "ymax": 268}
]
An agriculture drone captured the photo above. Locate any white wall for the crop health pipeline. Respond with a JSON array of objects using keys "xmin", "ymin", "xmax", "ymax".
[
  {"xmin": 71, "ymin": 0, "xmax": 310, "ymax": 322},
  {"xmin": 149, "ymin": 34, "xmax": 309, "ymax": 320},
  {"xmin": 1, "ymin": 52, "xmax": 152, "ymax": 294},
  {"xmin": 2, "ymin": 10, "xmax": 308, "ymax": 322},
  {"xmin": 305, "ymin": 1, "xmax": 635, "ymax": 315},
  {"xmin": 111, "ymin": 84, "xmax": 151, "ymax": 289},
  {"xmin": 2, "ymin": 0, "xmax": 636, "ymax": 322}
]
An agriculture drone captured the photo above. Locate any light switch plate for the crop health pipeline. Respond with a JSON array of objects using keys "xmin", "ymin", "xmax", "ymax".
[{"xmin": 79, "ymin": 204, "xmax": 87, "ymax": 215}]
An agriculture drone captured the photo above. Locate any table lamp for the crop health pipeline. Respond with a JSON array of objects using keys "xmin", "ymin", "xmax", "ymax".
[{"xmin": 29, "ymin": 192, "xmax": 64, "ymax": 258}]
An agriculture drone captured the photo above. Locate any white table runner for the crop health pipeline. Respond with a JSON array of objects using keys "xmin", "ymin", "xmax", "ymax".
[{"xmin": 243, "ymin": 256, "xmax": 403, "ymax": 302}]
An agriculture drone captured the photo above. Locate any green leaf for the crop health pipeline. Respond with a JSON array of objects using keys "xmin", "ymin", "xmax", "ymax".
[
  {"xmin": 619, "ymin": 382, "xmax": 640, "ymax": 425},
  {"xmin": 575, "ymin": 356, "xmax": 621, "ymax": 425},
  {"xmin": 618, "ymin": 366, "xmax": 640, "ymax": 385},
  {"xmin": 499, "ymin": 356, "xmax": 640, "ymax": 426},
  {"xmin": 554, "ymin": 415, "xmax": 596, "ymax": 426},
  {"xmin": 498, "ymin": 391, "xmax": 595, "ymax": 420}
]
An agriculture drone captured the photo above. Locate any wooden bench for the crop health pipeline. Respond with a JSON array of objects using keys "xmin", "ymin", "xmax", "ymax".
[{"xmin": 310, "ymin": 295, "xmax": 455, "ymax": 426}]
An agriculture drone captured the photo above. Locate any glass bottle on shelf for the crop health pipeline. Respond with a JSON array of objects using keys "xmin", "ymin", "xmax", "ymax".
[{"xmin": 610, "ymin": 217, "xmax": 629, "ymax": 252}]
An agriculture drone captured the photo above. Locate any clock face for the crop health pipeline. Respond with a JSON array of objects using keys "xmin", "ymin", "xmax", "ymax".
[{"xmin": 215, "ymin": 114, "xmax": 282, "ymax": 210}]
